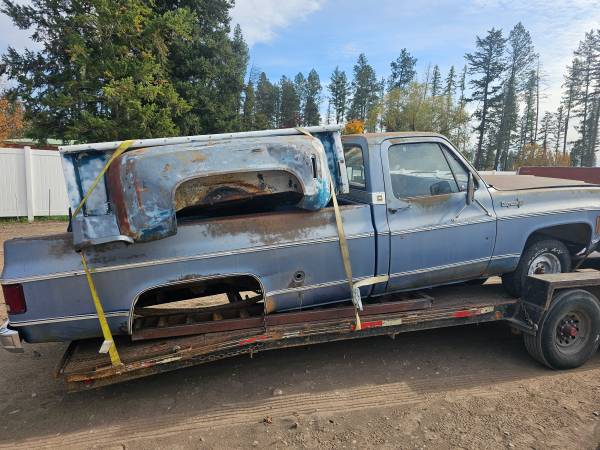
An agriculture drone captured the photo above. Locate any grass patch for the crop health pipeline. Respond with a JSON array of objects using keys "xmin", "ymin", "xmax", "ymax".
[{"xmin": 0, "ymin": 215, "xmax": 69, "ymax": 223}]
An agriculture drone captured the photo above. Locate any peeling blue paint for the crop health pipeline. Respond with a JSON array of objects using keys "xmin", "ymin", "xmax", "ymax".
[{"xmin": 61, "ymin": 130, "xmax": 348, "ymax": 248}]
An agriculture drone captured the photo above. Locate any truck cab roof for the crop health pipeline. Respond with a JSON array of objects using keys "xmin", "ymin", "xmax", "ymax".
[{"xmin": 342, "ymin": 132, "xmax": 450, "ymax": 147}]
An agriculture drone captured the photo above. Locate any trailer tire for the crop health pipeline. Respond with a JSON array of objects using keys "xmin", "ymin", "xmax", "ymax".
[
  {"xmin": 502, "ymin": 239, "xmax": 571, "ymax": 297},
  {"xmin": 523, "ymin": 328, "xmax": 546, "ymax": 366},
  {"xmin": 523, "ymin": 289, "xmax": 600, "ymax": 370}
]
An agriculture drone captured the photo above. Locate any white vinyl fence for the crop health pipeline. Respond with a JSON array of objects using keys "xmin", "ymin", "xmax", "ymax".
[{"xmin": 0, "ymin": 147, "xmax": 69, "ymax": 220}]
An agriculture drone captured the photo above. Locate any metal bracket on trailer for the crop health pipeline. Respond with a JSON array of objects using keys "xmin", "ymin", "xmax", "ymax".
[{"xmin": 512, "ymin": 271, "xmax": 600, "ymax": 335}]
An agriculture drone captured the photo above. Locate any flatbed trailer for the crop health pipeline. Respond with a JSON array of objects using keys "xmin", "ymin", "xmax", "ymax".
[{"xmin": 56, "ymin": 270, "xmax": 600, "ymax": 391}]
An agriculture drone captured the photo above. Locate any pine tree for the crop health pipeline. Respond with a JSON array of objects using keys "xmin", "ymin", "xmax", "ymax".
[
  {"xmin": 304, "ymin": 69, "xmax": 322, "ymax": 126},
  {"xmin": 430, "ymin": 65, "xmax": 442, "ymax": 97},
  {"xmin": 561, "ymin": 61, "xmax": 579, "ymax": 156},
  {"xmin": 444, "ymin": 66, "xmax": 456, "ymax": 98},
  {"xmin": 458, "ymin": 65, "xmax": 468, "ymax": 108},
  {"xmin": 441, "ymin": 66, "xmax": 456, "ymax": 135},
  {"xmin": 466, "ymin": 28, "xmax": 507, "ymax": 169},
  {"xmin": 457, "ymin": 65, "xmax": 469, "ymax": 154},
  {"xmin": 279, "ymin": 76, "xmax": 300, "ymax": 128},
  {"xmin": 348, "ymin": 54, "xmax": 379, "ymax": 122},
  {"xmin": 538, "ymin": 111, "xmax": 554, "ymax": 157},
  {"xmin": 242, "ymin": 81, "xmax": 256, "ymax": 131},
  {"xmin": 155, "ymin": 1, "xmax": 248, "ymax": 135},
  {"xmin": 553, "ymin": 105, "xmax": 565, "ymax": 154},
  {"xmin": 1, "ymin": 0, "xmax": 193, "ymax": 142},
  {"xmin": 519, "ymin": 70, "xmax": 538, "ymax": 151},
  {"xmin": 495, "ymin": 23, "xmax": 536, "ymax": 169},
  {"xmin": 388, "ymin": 48, "xmax": 417, "ymax": 91},
  {"xmin": 328, "ymin": 67, "xmax": 350, "ymax": 124},
  {"xmin": 571, "ymin": 31, "xmax": 600, "ymax": 166},
  {"xmin": 533, "ymin": 57, "xmax": 541, "ymax": 143},
  {"xmin": 294, "ymin": 73, "xmax": 307, "ymax": 125},
  {"xmin": 272, "ymin": 82, "xmax": 282, "ymax": 128},
  {"xmin": 255, "ymin": 72, "xmax": 276, "ymax": 129}
]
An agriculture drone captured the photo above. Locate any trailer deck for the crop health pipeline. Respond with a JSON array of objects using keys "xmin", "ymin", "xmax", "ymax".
[{"xmin": 57, "ymin": 280, "xmax": 518, "ymax": 390}]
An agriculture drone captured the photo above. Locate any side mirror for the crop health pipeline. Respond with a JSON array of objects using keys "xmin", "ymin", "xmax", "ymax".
[{"xmin": 466, "ymin": 172, "xmax": 475, "ymax": 205}]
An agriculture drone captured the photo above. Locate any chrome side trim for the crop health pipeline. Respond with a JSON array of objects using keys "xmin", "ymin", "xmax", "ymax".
[
  {"xmin": 389, "ymin": 257, "xmax": 491, "ymax": 279},
  {"xmin": 9, "ymin": 311, "xmax": 129, "ymax": 327},
  {"xmin": 2, "ymin": 232, "xmax": 376, "ymax": 284},
  {"xmin": 497, "ymin": 207, "xmax": 600, "ymax": 221},
  {"xmin": 390, "ymin": 217, "xmax": 496, "ymax": 236},
  {"xmin": 267, "ymin": 275, "xmax": 382, "ymax": 296},
  {"xmin": 491, "ymin": 253, "xmax": 521, "ymax": 261}
]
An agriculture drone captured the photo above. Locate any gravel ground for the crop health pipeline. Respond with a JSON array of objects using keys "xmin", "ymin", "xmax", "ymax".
[{"xmin": 1, "ymin": 222, "xmax": 599, "ymax": 449}]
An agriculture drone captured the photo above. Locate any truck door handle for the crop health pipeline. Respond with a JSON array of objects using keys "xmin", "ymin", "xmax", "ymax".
[{"xmin": 388, "ymin": 205, "xmax": 411, "ymax": 214}]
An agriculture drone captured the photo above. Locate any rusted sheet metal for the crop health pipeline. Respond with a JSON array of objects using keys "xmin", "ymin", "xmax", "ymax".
[
  {"xmin": 58, "ymin": 298, "xmax": 516, "ymax": 390},
  {"xmin": 59, "ymin": 127, "xmax": 348, "ymax": 247},
  {"xmin": 108, "ymin": 135, "xmax": 333, "ymax": 243}
]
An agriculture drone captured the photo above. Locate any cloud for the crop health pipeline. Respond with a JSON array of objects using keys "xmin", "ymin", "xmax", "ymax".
[{"xmin": 230, "ymin": 0, "xmax": 325, "ymax": 47}]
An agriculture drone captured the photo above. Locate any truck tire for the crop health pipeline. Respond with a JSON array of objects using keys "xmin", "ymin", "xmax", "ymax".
[
  {"xmin": 523, "ymin": 289, "xmax": 600, "ymax": 369},
  {"xmin": 502, "ymin": 239, "xmax": 571, "ymax": 297}
]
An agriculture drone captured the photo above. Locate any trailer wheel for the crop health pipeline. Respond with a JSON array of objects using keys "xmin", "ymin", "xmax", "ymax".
[
  {"xmin": 523, "ymin": 289, "xmax": 600, "ymax": 370},
  {"xmin": 503, "ymin": 239, "xmax": 571, "ymax": 297}
]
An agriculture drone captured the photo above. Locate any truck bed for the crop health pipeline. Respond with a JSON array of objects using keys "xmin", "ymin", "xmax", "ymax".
[{"xmin": 57, "ymin": 280, "xmax": 517, "ymax": 391}]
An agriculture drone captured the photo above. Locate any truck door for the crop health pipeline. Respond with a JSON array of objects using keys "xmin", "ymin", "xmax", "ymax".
[{"xmin": 381, "ymin": 137, "xmax": 496, "ymax": 292}]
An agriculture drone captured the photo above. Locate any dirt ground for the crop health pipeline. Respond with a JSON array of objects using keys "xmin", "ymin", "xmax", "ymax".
[{"xmin": 1, "ymin": 222, "xmax": 600, "ymax": 450}]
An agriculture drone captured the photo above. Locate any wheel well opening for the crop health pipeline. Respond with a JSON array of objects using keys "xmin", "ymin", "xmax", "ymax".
[
  {"xmin": 132, "ymin": 275, "xmax": 265, "ymax": 336},
  {"xmin": 135, "ymin": 275, "xmax": 263, "ymax": 310},
  {"xmin": 525, "ymin": 223, "xmax": 592, "ymax": 255},
  {"xmin": 175, "ymin": 170, "xmax": 304, "ymax": 221}
]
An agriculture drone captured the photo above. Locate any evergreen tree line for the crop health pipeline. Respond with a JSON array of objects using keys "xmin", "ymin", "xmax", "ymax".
[
  {"xmin": 466, "ymin": 24, "xmax": 600, "ymax": 169},
  {"xmin": 240, "ymin": 69, "xmax": 323, "ymax": 130},
  {"xmin": 241, "ymin": 52, "xmax": 472, "ymax": 152},
  {"xmin": 1, "ymin": 1, "xmax": 599, "ymax": 168}
]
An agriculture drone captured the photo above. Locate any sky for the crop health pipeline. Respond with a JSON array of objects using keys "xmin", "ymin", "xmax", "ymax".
[{"xmin": 1, "ymin": 0, "xmax": 599, "ymax": 118}]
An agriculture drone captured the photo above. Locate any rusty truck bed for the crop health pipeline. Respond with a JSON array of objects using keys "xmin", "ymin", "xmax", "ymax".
[{"xmin": 57, "ymin": 281, "xmax": 518, "ymax": 391}]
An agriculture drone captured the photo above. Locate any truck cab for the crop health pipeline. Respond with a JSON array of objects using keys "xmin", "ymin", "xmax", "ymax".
[{"xmin": 342, "ymin": 132, "xmax": 496, "ymax": 295}]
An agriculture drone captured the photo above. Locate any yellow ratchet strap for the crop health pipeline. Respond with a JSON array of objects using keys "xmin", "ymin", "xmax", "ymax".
[
  {"xmin": 297, "ymin": 127, "xmax": 390, "ymax": 331},
  {"xmin": 81, "ymin": 251, "xmax": 122, "ymax": 366},
  {"xmin": 329, "ymin": 177, "xmax": 362, "ymax": 330},
  {"xmin": 72, "ymin": 140, "xmax": 134, "ymax": 367}
]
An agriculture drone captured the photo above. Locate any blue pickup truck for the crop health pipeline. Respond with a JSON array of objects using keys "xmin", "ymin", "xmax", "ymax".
[{"xmin": 2, "ymin": 131, "xmax": 600, "ymax": 350}]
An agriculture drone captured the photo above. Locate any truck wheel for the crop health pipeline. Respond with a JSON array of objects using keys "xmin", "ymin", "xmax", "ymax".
[
  {"xmin": 523, "ymin": 289, "xmax": 600, "ymax": 369},
  {"xmin": 502, "ymin": 239, "xmax": 571, "ymax": 297}
]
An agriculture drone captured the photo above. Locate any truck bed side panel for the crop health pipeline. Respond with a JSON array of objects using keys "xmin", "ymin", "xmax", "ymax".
[{"xmin": 3, "ymin": 205, "xmax": 376, "ymax": 342}]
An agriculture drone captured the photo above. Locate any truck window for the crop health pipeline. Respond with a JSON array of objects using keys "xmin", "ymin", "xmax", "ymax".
[
  {"xmin": 441, "ymin": 146, "xmax": 470, "ymax": 191},
  {"xmin": 344, "ymin": 144, "xmax": 366, "ymax": 189},
  {"xmin": 388, "ymin": 143, "xmax": 459, "ymax": 199}
]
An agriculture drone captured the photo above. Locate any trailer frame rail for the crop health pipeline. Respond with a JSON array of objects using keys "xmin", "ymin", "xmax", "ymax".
[{"xmin": 56, "ymin": 282, "xmax": 518, "ymax": 391}]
